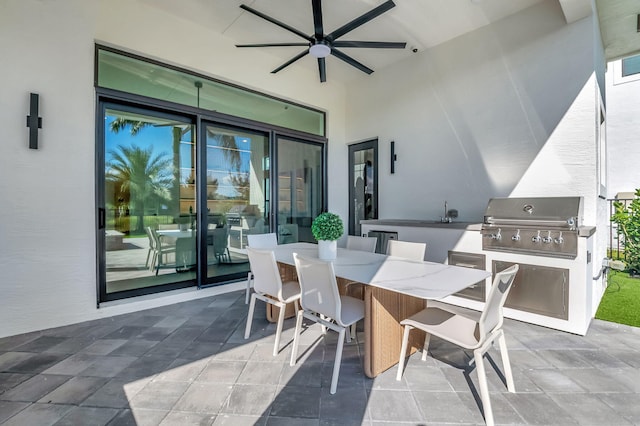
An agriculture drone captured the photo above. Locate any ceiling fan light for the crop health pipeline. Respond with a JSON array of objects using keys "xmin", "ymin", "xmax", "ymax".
[{"xmin": 309, "ymin": 43, "xmax": 331, "ymax": 58}]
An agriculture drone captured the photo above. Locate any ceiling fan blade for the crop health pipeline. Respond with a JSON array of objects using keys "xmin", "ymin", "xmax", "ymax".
[
  {"xmin": 240, "ymin": 4, "xmax": 312, "ymax": 42},
  {"xmin": 328, "ymin": 0, "xmax": 396, "ymax": 41},
  {"xmin": 318, "ymin": 57, "xmax": 326, "ymax": 83},
  {"xmin": 332, "ymin": 41, "xmax": 406, "ymax": 49},
  {"xmin": 330, "ymin": 48, "xmax": 374, "ymax": 75},
  {"xmin": 312, "ymin": 0, "xmax": 324, "ymax": 41},
  {"xmin": 236, "ymin": 43, "xmax": 310, "ymax": 48},
  {"xmin": 271, "ymin": 50, "xmax": 309, "ymax": 74}
]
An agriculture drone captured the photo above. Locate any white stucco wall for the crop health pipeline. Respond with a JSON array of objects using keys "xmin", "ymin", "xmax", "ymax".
[
  {"xmin": 0, "ymin": 0, "xmax": 346, "ymax": 338},
  {"xmin": 345, "ymin": 0, "xmax": 599, "ymax": 224},
  {"xmin": 606, "ymin": 60, "xmax": 640, "ymax": 198}
]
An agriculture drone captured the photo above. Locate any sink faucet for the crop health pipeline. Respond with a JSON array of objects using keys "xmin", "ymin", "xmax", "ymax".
[{"xmin": 441, "ymin": 201, "xmax": 452, "ymax": 223}]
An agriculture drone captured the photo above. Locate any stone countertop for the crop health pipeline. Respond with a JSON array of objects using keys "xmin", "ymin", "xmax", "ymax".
[{"xmin": 360, "ymin": 219, "xmax": 482, "ymax": 231}]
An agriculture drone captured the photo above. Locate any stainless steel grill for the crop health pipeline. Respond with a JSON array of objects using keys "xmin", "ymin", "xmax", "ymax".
[{"xmin": 481, "ymin": 197, "xmax": 583, "ymax": 259}]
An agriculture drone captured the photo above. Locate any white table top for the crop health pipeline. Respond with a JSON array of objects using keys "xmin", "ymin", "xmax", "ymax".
[
  {"xmin": 272, "ymin": 242, "xmax": 491, "ymax": 301},
  {"xmin": 156, "ymin": 229, "xmax": 196, "ymax": 239}
]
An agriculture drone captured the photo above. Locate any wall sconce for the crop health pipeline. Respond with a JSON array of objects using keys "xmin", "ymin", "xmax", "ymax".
[
  {"xmin": 390, "ymin": 141, "xmax": 397, "ymax": 174},
  {"xmin": 26, "ymin": 93, "xmax": 42, "ymax": 149}
]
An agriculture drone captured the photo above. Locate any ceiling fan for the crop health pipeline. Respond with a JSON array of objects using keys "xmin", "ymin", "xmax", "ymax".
[{"xmin": 235, "ymin": 0, "xmax": 407, "ymax": 82}]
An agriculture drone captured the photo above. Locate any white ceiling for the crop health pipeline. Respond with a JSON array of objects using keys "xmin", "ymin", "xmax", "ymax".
[
  {"xmin": 596, "ymin": 0, "xmax": 640, "ymax": 61},
  {"xmin": 140, "ymin": 0, "xmax": 636, "ymax": 83}
]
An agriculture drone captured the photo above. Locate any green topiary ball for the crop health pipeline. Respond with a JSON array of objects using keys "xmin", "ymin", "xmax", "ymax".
[{"xmin": 311, "ymin": 212, "xmax": 344, "ymax": 241}]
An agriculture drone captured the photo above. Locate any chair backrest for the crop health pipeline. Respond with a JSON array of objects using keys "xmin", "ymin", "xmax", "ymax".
[
  {"xmin": 246, "ymin": 247, "xmax": 284, "ymax": 300},
  {"xmin": 211, "ymin": 226, "xmax": 229, "ymax": 255},
  {"xmin": 479, "ymin": 264, "xmax": 519, "ymax": 339},
  {"xmin": 386, "ymin": 240, "xmax": 426, "ymax": 261},
  {"xmin": 247, "ymin": 232, "xmax": 278, "ymax": 249},
  {"xmin": 346, "ymin": 235, "xmax": 377, "ymax": 253},
  {"xmin": 293, "ymin": 253, "xmax": 344, "ymax": 326},
  {"xmin": 145, "ymin": 227, "xmax": 157, "ymax": 249}
]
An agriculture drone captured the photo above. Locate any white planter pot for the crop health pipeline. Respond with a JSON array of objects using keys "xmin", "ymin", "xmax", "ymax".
[{"xmin": 318, "ymin": 240, "xmax": 337, "ymax": 261}]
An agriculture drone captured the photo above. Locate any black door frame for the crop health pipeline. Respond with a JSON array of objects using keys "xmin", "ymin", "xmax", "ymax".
[{"xmin": 348, "ymin": 139, "xmax": 378, "ymax": 236}]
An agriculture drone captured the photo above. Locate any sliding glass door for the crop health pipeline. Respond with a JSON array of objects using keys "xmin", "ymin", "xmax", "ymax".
[
  {"xmin": 98, "ymin": 103, "xmax": 326, "ymax": 302},
  {"xmin": 100, "ymin": 104, "xmax": 196, "ymax": 299},
  {"xmin": 202, "ymin": 124, "xmax": 269, "ymax": 281}
]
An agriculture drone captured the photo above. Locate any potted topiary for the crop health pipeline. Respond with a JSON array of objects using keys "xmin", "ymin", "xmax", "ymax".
[{"xmin": 311, "ymin": 212, "xmax": 344, "ymax": 260}]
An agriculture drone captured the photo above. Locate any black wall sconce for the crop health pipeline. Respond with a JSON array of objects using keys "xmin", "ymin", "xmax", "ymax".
[
  {"xmin": 26, "ymin": 93, "xmax": 42, "ymax": 149},
  {"xmin": 390, "ymin": 141, "xmax": 397, "ymax": 174}
]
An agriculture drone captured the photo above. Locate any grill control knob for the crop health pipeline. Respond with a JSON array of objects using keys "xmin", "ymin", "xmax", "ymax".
[
  {"xmin": 492, "ymin": 228, "xmax": 502, "ymax": 240},
  {"xmin": 554, "ymin": 232, "xmax": 564, "ymax": 244},
  {"xmin": 532, "ymin": 231, "xmax": 542, "ymax": 243},
  {"xmin": 542, "ymin": 231, "xmax": 552, "ymax": 244},
  {"xmin": 511, "ymin": 229, "xmax": 521, "ymax": 241}
]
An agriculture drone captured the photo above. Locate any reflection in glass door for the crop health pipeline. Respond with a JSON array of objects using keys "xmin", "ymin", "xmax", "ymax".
[
  {"xmin": 276, "ymin": 137, "xmax": 324, "ymax": 244},
  {"xmin": 203, "ymin": 124, "xmax": 269, "ymax": 281},
  {"xmin": 348, "ymin": 139, "xmax": 378, "ymax": 236},
  {"xmin": 101, "ymin": 105, "xmax": 196, "ymax": 298}
]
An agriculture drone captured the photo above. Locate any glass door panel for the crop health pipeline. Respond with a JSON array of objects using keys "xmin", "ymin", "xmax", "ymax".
[
  {"xmin": 102, "ymin": 106, "xmax": 196, "ymax": 297},
  {"xmin": 348, "ymin": 140, "xmax": 378, "ymax": 236},
  {"xmin": 203, "ymin": 124, "xmax": 269, "ymax": 281},
  {"xmin": 276, "ymin": 137, "xmax": 324, "ymax": 244}
]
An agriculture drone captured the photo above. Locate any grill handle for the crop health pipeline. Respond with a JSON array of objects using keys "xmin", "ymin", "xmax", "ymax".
[{"xmin": 483, "ymin": 217, "xmax": 576, "ymax": 229}]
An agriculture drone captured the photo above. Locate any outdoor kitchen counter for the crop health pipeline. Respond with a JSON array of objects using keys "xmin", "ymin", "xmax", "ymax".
[{"xmin": 361, "ymin": 219, "xmax": 482, "ymax": 231}]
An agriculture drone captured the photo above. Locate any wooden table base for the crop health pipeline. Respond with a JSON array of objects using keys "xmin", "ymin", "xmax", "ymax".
[{"xmin": 270, "ymin": 263, "xmax": 426, "ymax": 378}]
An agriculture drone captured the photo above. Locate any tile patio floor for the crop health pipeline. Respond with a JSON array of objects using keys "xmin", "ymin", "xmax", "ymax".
[{"xmin": 1, "ymin": 289, "xmax": 640, "ymax": 425}]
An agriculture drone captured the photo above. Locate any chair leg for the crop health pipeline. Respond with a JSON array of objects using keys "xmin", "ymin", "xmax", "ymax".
[
  {"xmin": 350, "ymin": 322, "xmax": 357, "ymax": 342},
  {"xmin": 330, "ymin": 328, "xmax": 346, "ymax": 394},
  {"xmin": 497, "ymin": 331, "xmax": 515, "ymax": 393},
  {"xmin": 274, "ymin": 302, "xmax": 286, "ymax": 356},
  {"xmin": 290, "ymin": 310, "xmax": 304, "ymax": 366},
  {"xmin": 244, "ymin": 293, "xmax": 257, "ymax": 339},
  {"xmin": 474, "ymin": 349, "xmax": 494, "ymax": 426},
  {"xmin": 396, "ymin": 324, "xmax": 412, "ymax": 381},
  {"xmin": 145, "ymin": 248, "xmax": 152, "ymax": 268},
  {"xmin": 421, "ymin": 332, "xmax": 431, "ymax": 361},
  {"xmin": 245, "ymin": 272, "xmax": 252, "ymax": 304}
]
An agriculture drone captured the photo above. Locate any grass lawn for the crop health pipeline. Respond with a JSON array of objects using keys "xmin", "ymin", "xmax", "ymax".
[{"xmin": 596, "ymin": 270, "xmax": 640, "ymax": 327}]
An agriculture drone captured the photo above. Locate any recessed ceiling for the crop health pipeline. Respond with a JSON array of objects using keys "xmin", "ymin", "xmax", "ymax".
[
  {"xmin": 140, "ymin": 0, "xmax": 567, "ymax": 83},
  {"xmin": 596, "ymin": 0, "xmax": 640, "ymax": 61}
]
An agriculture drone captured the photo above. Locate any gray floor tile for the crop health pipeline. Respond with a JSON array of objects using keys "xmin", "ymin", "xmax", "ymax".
[
  {"xmin": 269, "ymin": 385, "xmax": 321, "ymax": 419},
  {"xmin": 0, "ymin": 372, "xmax": 32, "ymax": 394},
  {"xmin": 5, "ymin": 352, "xmax": 69, "ymax": 374},
  {"xmin": 0, "ymin": 402, "xmax": 73, "ymax": 426},
  {"xmin": 237, "ymin": 361, "xmax": 285, "ymax": 385},
  {"xmin": 504, "ymin": 392, "xmax": 579, "ymax": 425},
  {"xmin": 158, "ymin": 411, "xmax": 216, "ymax": 426},
  {"xmin": 196, "ymin": 360, "xmax": 246, "ymax": 384},
  {"xmin": 81, "ymin": 339, "xmax": 128, "ymax": 356},
  {"xmin": 172, "ymin": 382, "xmax": 232, "ymax": 413},
  {"xmin": 107, "ymin": 408, "xmax": 169, "ymax": 426},
  {"xmin": 2, "ymin": 291, "xmax": 640, "ymax": 426},
  {"xmin": 0, "ymin": 374, "xmax": 71, "ymax": 402},
  {"xmin": 366, "ymin": 389, "xmax": 422, "ymax": 423},
  {"xmin": 221, "ymin": 384, "xmax": 276, "ymax": 415},
  {"xmin": 548, "ymin": 392, "xmax": 634, "ymax": 425},
  {"xmin": 0, "ymin": 401, "xmax": 30, "ymax": 423},
  {"xmin": 81, "ymin": 377, "xmax": 151, "ymax": 409},
  {"xmin": 598, "ymin": 393, "xmax": 640, "ymax": 424},
  {"xmin": 129, "ymin": 380, "xmax": 190, "ymax": 410},
  {"xmin": 54, "ymin": 406, "xmax": 120, "ymax": 426},
  {"xmin": 38, "ymin": 376, "xmax": 108, "ymax": 404},
  {"xmin": 212, "ymin": 413, "xmax": 267, "ymax": 425},
  {"xmin": 522, "ymin": 368, "xmax": 584, "ymax": 392},
  {"xmin": 78, "ymin": 355, "xmax": 138, "ymax": 378},
  {"xmin": 154, "ymin": 357, "xmax": 208, "ymax": 383}
]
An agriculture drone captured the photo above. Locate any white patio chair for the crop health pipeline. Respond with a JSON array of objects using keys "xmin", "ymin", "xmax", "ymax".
[
  {"xmin": 244, "ymin": 247, "xmax": 301, "ymax": 356},
  {"xmin": 396, "ymin": 264, "xmax": 519, "ymax": 426},
  {"xmin": 245, "ymin": 233, "xmax": 279, "ymax": 304},
  {"xmin": 149, "ymin": 227, "xmax": 176, "ymax": 275},
  {"xmin": 386, "ymin": 239, "xmax": 426, "ymax": 261},
  {"xmin": 346, "ymin": 235, "xmax": 377, "ymax": 253},
  {"xmin": 290, "ymin": 253, "xmax": 365, "ymax": 394}
]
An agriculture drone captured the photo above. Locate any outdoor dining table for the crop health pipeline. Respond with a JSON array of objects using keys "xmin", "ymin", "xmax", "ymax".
[{"xmin": 270, "ymin": 242, "xmax": 491, "ymax": 378}]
